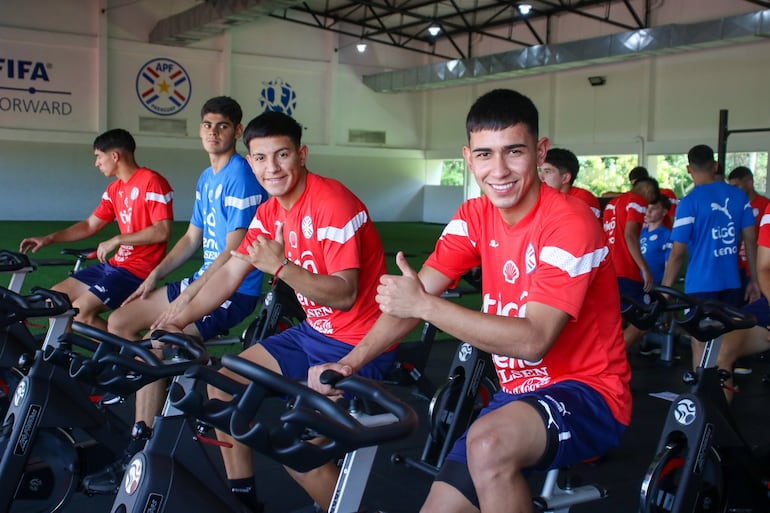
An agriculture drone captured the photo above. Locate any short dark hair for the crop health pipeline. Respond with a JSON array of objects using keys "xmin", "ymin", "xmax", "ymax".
[
  {"xmin": 201, "ymin": 96, "xmax": 243, "ymax": 125},
  {"xmin": 628, "ymin": 166, "xmax": 649, "ymax": 184},
  {"xmin": 243, "ymin": 111, "xmax": 303, "ymax": 149},
  {"xmin": 466, "ymin": 89, "xmax": 539, "ymax": 141},
  {"xmin": 93, "ymin": 128, "xmax": 136, "ymax": 154},
  {"xmin": 728, "ymin": 166, "xmax": 753, "ymax": 181},
  {"xmin": 649, "ymin": 194, "xmax": 671, "ymax": 211},
  {"xmin": 688, "ymin": 144, "xmax": 716, "ymax": 168},
  {"xmin": 545, "ymin": 148, "xmax": 580, "ymax": 184}
]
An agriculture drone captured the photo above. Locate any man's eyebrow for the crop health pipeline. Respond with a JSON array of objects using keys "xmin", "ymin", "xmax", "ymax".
[{"xmin": 471, "ymin": 143, "xmax": 526, "ymax": 153}]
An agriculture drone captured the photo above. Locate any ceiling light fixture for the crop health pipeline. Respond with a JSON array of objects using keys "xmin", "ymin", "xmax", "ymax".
[
  {"xmin": 427, "ymin": 24, "xmax": 441, "ymax": 37},
  {"xmin": 588, "ymin": 76, "xmax": 607, "ymax": 86},
  {"xmin": 517, "ymin": 3, "xmax": 533, "ymax": 16},
  {"xmin": 356, "ymin": 41, "xmax": 367, "ymax": 53}
]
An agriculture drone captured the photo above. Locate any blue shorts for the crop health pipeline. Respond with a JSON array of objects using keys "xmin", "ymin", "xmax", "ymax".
[
  {"xmin": 167, "ymin": 278, "xmax": 259, "ymax": 341},
  {"xmin": 72, "ymin": 263, "xmax": 143, "ymax": 310},
  {"xmin": 437, "ymin": 380, "xmax": 626, "ymax": 508},
  {"xmin": 690, "ymin": 288, "xmax": 742, "ymax": 308},
  {"xmin": 741, "ymin": 296, "xmax": 769, "ymax": 328},
  {"xmin": 259, "ymin": 321, "xmax": 396, "ymax": 381},
  {"xmin": 618, "ymin": 277, "xmax": 647, "ymax": 308}
]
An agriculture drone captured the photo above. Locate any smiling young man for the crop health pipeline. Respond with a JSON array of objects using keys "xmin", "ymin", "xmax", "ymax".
[
  {"xmin": 153, "ymin": 110, "xmax": 392, "ymax": 513},
  {"xmin": 313, "ymin": 89, "xmax": 631, "ymax": 513}
]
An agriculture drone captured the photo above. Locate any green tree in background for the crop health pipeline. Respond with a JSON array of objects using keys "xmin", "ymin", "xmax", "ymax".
[
  {"xmin": 438, "ymin": 152, "xmax": 767, "ymax": 198},
  {"xmin": 656, "ymin": 155, "xmax": 691, "ymax": 198},
  {"xmin": 574, "ymin": 155, "xmax": 636, "ymax": 197},
  {"xmin": 440, "ymin": 160, "xmax": 465, "ymax": 186}
]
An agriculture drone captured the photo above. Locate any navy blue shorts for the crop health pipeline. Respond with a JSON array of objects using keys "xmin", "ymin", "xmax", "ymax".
[
  {"xmin": 259, "ymin": 321, "xmax": 396, "ymax": 381},
  {"xmin": 690, "ymin": 288, "xmax": 742, "ymax": 308},
  {"xmin": 167, "ymin": 278, "xmax": 259, "ymax": 341},
  {"xmin": 436, "ymin": 380, "xmax": 626, "ymax": 508},
  {"xmin": 618, "ymin": 277, "xmax": 647, "ymax": 308},
  {"xmin": 71, "ymin": 262, "xmax": 143, "ymax": 310},
  {"xmin": 741, "ymin": 296, "xmax": 769, "ymax": 328}
]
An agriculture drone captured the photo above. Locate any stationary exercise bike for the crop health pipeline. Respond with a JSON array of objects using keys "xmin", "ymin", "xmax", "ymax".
[
  {"xmin": 0, "ymin": 286, "xmax": 131, "ymax": 513},
  {"xmin": 626, "ymin": 285, "xmax": 770, "ymax": 513},
  {"xmin": 109, "ymin": 354, "xmax": 418, "ymax": 513},
  {"xmin": 56, "ymin": 325, "xmax": 250, "ymax": 513},
  {"xmin": 393, "ymin": 339, "xmax": 606, "ymax": 513}
]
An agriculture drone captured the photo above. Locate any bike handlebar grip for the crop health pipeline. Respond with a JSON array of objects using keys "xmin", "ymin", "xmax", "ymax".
[
  {"xmin": 0, "ymin": 250, "xmax": 31, "ymax": 271},
  {"xmin": 319, "ymin": 369, "xmax": 344, "ymax": 386},
  {"xmin": 150, "ymin": 329, "xmax": 209, "ymax": 366}
]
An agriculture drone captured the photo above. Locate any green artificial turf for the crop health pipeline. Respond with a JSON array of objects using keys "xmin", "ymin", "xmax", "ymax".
[{"xmin": 1, "ymin": 220, "xmax": 476, "ymax": 357}]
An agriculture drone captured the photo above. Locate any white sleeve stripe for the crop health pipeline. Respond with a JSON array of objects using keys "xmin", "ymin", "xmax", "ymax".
[
  {"xmin": 224, "ymin": 194, "xmax": 262, "ymax": 210},
  {"xmin": 440, "ymin": 219, "xmax": 477, "ymax": 247},
  {"xmin": 248, "ymin": 217, "xmax": 269, "ymax": 231},
  {"xmin": 591, "ymin": 207, "xmax": 601, "ymax": 218},
  {"xmin": 146, "ymin": 191, "xmax": 173, "ymax": 204},
  {"xmin": 540, "ymin": 245, "xmax": 609, "ymax": 278},
  {"xmin": 628, "ymin": 201, "xmax": 646, "ymax": 214},
  {"xmin": 761, "ymin": 214, "xmax": 770, "ymax": 228},
  {"xmin": 673, "ymin": 216, "xmax": 695, "ymax": 229},
  {"xmin": 195, "ymin": 191, "xmax": 201, "ymax": 200},
  {"xmin": 318, "ymin": 210, "xmax": 368, "ymax": 244},
  {"xmin": 102, "ymin": 192, "xmax": 112, "ymax": 202}
]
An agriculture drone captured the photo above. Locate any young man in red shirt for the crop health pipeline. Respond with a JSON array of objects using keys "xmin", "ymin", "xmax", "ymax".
[{"xmin": 314, "ymin": 89, "xmax": 631, "ymax": 513}]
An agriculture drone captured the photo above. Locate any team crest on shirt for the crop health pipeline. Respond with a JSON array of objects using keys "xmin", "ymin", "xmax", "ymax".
[
  {"xmin": 525, "ymin": 243, "xmax": 536, "ymax": 274},
  {"xmin": 301, "ymin": 216, "xmax": 314, "ymax": 239},
  {"xmin": 215, "ymin": 184, "xmax": 223, "ymax": 200},
  {"xmin": 503, "ymin": 260, "xmax": 520, "ymax": 284}
]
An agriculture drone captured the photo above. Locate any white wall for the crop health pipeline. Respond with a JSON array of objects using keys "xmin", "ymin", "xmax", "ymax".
[{"xmin": 1, "ymin": 0, "xmax": 770, "ymax": 224}]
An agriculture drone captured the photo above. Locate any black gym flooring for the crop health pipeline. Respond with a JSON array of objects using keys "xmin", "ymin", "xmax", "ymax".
[{"xmin": 65, "ymin": 338, "xmax": 770, "ymax": 513}]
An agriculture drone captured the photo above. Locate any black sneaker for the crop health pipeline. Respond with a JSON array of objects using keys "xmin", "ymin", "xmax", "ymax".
[
  {"xmin": 639, "ymin": 339, "xmax": 661, "ymax": 357},
  {"xmin": 99, "ymin": 392, "xmax": 123, "ymax": 406},
  {"xmin": 82, "ymin": 457, "xmax": 128, "ymax": 494}
]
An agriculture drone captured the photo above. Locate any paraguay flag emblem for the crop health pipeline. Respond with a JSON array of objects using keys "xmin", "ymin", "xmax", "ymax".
[
  {"xmin": 135, "ymin": 58, "xmax": 191, "ymax": 116},
  {"xmin": 525, "ymin": 243, "xmax": 537, "ymax": 274}
]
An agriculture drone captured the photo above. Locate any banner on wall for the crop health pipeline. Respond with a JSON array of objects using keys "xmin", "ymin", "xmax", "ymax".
[
  {"xmin": 0, "ymin": 41, "xmax": 96, "ymax": 131},
  {"xmin": 259, "ymin": 78, "xmax": 297, "ymax": 116}
]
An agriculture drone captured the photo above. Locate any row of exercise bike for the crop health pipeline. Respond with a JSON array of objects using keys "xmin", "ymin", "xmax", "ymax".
[{"xmin": 1, "ymin": 248, "xmax": 769, "ymax": 513}]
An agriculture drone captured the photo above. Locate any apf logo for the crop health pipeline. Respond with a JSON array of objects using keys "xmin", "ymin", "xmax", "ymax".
[
  {"xmin": 259, "ymin": 78, "xmax": 298, "ymax": 115},
  {"xmin": 135, "ymin": 58, "xmax": 191, "ymax": 116}
]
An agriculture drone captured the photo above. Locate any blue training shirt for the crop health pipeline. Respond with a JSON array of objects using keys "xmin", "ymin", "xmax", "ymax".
[
  {"xmin": 670, "ymin": 181, "xmax": 754, "ymax": 293},
  {"xmin": 190, "ymin": 153, "xmax": 266, "ymax": 296},
  {"xmin": 640, "ymin": 225, "xmax": 672, "ymax": 285}
]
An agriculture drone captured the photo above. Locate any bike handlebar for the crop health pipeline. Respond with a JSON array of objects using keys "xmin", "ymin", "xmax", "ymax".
[
  {"xmin": 63, "ymin": 324, "xmax": 209, "ymax": 396},
  {"xmin": 170, "ymin": 356, "xmax": 418, "ymax": 472},
  {"xmin": 622, "ymin": 285, "xmax": 756, "ymax": 340},
  {"xmin": 0, "ymin": 250, "xmax": 33, "ymax": 272},
  {"xmin": 0, "ymin": 286, "xmax": 74, "ymax": 326}
]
